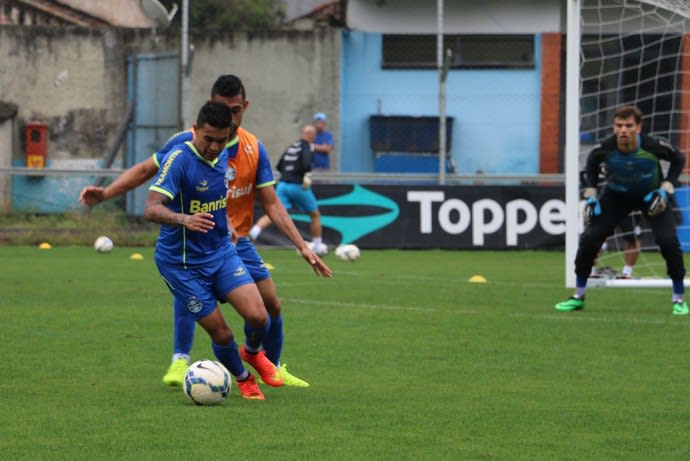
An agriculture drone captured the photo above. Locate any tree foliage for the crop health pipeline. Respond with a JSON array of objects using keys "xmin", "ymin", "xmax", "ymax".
[{"xmin": 159, "ymin": 0, "xmax": 285, "ymax": 30}]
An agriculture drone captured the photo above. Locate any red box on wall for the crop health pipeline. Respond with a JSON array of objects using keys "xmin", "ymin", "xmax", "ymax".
[{"xmin": 25, "ymin": 121, "xmax": 47, "ymax": 168}]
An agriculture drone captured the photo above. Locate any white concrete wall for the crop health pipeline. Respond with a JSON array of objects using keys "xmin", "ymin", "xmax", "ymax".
[
  {"xmin": 187, "ymin": 28, "xmax": 340, "ymax": 166},
  {"xmin": 0, "ymin": 27, "xmax": 130, "ymax": 161},
  {"xmin": 0, "ymin": 25, "xmax": 340, "ymax": 167}
]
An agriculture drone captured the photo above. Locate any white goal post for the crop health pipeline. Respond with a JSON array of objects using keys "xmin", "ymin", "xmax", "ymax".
[{"xmin": 565, "ymin": 0, "xmax": 690, "ymax": 288}]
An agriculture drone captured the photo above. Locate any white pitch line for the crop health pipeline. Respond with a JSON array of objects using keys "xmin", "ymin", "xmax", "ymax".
[
  {"xmin": 306, "ymin": 271, "xmax": 675, "ymax": 294},
  {"xmin": 508, "ymin": 312, "xmax": 682, "ymax": 326},
  {"xmin": 283, "ymin": 297, "xmax": 444, "ymax": 313},
  {"xmin": 327, "ymin": 271, "xmax": 561, "ymax": 288},
  {"xmin": 284, "ymin": 297, "xmax": 688, "ymax": 327}
]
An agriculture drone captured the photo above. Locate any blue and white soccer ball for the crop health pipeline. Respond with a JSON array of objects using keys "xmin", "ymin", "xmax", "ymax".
[
  {"xmin": 183, "ymin": 360, "xmax": 231, "ymax": 405},
  {"xmin": 335, "ymin": 244, "xmax": 360, "ymax": 261}
]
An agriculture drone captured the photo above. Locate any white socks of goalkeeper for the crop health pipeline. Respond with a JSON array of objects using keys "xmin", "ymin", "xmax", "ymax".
[
  {"xmin": 621, "ymin": 265, "xmax": 634, "ymax": 277},
  {"xmin": 574, "ymin": 286, "xmax": 587, "ymax": 299}
]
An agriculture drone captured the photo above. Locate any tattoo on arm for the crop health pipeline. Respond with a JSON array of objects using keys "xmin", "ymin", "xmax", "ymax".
[{"xmin": 144, "ymin": 194, "xmax": 186, "ymax": 227}]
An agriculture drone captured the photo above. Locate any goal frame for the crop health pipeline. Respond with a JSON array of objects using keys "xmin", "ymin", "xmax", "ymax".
[{"xmin": 564, "ymin": 0, "xmax": 580, "ymax": 288}]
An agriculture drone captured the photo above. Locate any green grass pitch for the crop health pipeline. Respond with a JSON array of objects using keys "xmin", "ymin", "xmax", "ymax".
[{"xmin": 2, "ymin": 246, "xmax": 690, "ymax": 460}]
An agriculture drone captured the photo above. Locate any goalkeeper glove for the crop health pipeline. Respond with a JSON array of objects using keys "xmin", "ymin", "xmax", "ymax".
[
  {"xmin": 582, "ymin": 187, "xmax": 600, "ymax": 225},
  {"xmin": 301, "ymin": 172, "xmax": 312, "ymax": 189},
  {"xmin": 644, "ymin": 181, "xmax": 674, "ymax": 216},
  {"xmin": 584, "ymin": 197, "xmax": 601, "ymax": 225}
]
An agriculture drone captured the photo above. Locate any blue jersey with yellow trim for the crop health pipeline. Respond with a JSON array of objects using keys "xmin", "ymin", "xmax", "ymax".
[
  {"xmin": 152, "ymin": 130, "xmax": 272, "ymax": 185},
  {"xmin": 149, "ymin": 141, "xmax": 234, "ymax": 267},
  {"xmin": 152, "ymin": 129, "xmax": 274, "ymax": 236},
  {"xmin": 152, "ymin": 130, "xmax": 193, "ymax": 168}
]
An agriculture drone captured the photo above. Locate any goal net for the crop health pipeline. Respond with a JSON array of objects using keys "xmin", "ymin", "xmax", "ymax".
[{"xmin": 565, "ymin": 0, "xmax": 690, "ymax": 287}]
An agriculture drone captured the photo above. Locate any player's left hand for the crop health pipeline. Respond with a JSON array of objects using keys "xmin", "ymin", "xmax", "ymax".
[
  {"xmin": 583, "ymin": 196, "xmax": 601, "ymax": 225},
  {"xmin": 79, "ymin": 185, "xmax": 106, "ymax": 206},
  {"xmin": 299, "ymin": 245, "xmax": 332, "ymax": 278},
  {"xmin": 183, "ymin": 212, "xmax": 215, "ymax": 233},
  {"xmin": 644, "ymin": 188, "xmax": 669, "ymax": 216}
]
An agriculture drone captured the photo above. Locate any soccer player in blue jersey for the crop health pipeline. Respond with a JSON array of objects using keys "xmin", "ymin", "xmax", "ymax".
[
  {"xmin": 80, "ymin": 75, "xmax": 330, "ymax": 388},
  {"xmin": 144, "ymin": 101, "xmax": 283, "ymax": 400},
  {"xmin": 556, "ymin": 105, "xmax": 688, "ymax": 315}
]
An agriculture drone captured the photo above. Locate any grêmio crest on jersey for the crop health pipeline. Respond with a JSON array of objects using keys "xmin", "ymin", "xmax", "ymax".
[{"xmin": 225, "ymin": 167, "xmax": 237, "ymax": 187}]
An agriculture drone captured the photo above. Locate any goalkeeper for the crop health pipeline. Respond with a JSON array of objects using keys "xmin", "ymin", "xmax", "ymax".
[{"xmin": 556, "ymin": 105, "xmax": 688, "ymax": 315}]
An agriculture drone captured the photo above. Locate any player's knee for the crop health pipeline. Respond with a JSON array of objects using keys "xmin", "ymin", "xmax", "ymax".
[
  {"xmin": 580, "ymin": 228, "xmax": 608, "ymax": 250},
  {"xmin": 655, "ymin": 233, "xmax": 679, "ymax": 249},
  {"xmin": 656, "ymin": 238, "xmax": 681, "ymax": 259},
  {"xmin": 578, "ymin": 236, "xmax": 603, "ymax": 256},
  {"xmin": 622, "ymin": 236, "xmax": 637, "ymax": 247},
  {"xmin": 263, "ymin": 295, "xmax": 281, "ymax": 316},
  {"xmin": 210, "ymin": 325, "xmax": 234, "ymax": 346},
  {"xmin": 245, "ymin": 303, "xmax": 268, "ymax": 328},
  {"xmin": 310, "ymin": 209, "xmax": 320, "ymax": 218}
]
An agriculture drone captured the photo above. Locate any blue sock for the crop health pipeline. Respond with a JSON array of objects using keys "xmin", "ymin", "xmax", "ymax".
[
  {"xmin": 211, "ymin": 341, "xmax": 247, "ymax": 379},
  {"xmin": 262, "ymin": 315, "xmax": 284, "ymax": 366},
  {"xmin": 244, "ymin": 316, "xmax": 271, "ymax": 352},
  {"xmin": 173, "ymin": 298, "xmax": 195, "ymax": 356},
  {"xmin": 672, "ymin": 279, "xmax": 684, "ymax": 301},
  {"xmin": 575, "ymin": 277, "xmax": 588, "ymax": 299}
]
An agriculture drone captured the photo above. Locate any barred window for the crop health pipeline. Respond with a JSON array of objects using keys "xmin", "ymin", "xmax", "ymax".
[{"xmin": 382, "ymin": 35, "xmax": 535, "ymax": 69}]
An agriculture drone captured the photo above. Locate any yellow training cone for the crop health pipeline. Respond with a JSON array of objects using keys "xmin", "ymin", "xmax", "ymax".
[
  {"xmin": 129, "ymin": 252, "xmax": 144, "ymax": 260},
  {"xmin": 468, "ymin": 275, "xmax": 487, "ymax": 283},
  {"xmin": 264, "ymin": 262, "xmax": 275, "ymax": 271},
  {"xmin": 38, "ymin": 242, "xmax": 52, "ymax": 250}
]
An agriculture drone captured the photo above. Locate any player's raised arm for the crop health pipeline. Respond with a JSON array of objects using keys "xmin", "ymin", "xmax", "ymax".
[
  {"xmin": 80, "ymin": 130, "xmax": 193, "ymax": 206},
  {"xmin": 79, "ymin": 156, "xmax": 159, "ymax": 206}
]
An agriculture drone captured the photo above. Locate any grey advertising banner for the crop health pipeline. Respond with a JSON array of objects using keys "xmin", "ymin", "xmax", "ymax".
[{"xmin": 254, "ymin": 184, "xmax": 567, "ymax": 249}]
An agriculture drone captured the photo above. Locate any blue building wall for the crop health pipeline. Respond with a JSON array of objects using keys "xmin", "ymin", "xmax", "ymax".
[
  {"xmin": 339, "ymin": 31, "xmax": 543, "ymax": 174},
  {"xmin": 11, "ymin": 159, "xmax": 112, "ymax": 213}
]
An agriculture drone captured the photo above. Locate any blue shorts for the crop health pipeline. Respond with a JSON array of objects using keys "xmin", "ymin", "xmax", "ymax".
[
  {"xmin": 276, "ymin": 181, "xmax": 318, "ymax": 213},
  {"xmin": 236, "ymin": 237, "xmax": 271, "ymax": 282},
  {"xmin": 157, "ymin": 254, "xmax": 254, "ymax": 320}
]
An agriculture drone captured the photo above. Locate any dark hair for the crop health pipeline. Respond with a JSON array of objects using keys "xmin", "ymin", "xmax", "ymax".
[
  {"xmin": 196, "ymin": 102, "xmax": 233, "ymax": 129},
  {"xmin": 614, "ymin": 105, "xmax": 643, "ymax": 124},
  {"xmin": 211, "ymin": 74, "xmax": 246, "ymax": 100}
]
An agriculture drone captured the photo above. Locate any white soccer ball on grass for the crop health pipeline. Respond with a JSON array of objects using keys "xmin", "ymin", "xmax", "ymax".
[
  {"xmin": 94, "ymin": 235, "xmax": 114, "ymax": 253},
  {"xmin": 183, "ymin": 360, "xmax": 231, "ymax": 406},
  {"xmin": 335, "ymin": 244, "xmax": 360, "ymax": 261}
]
